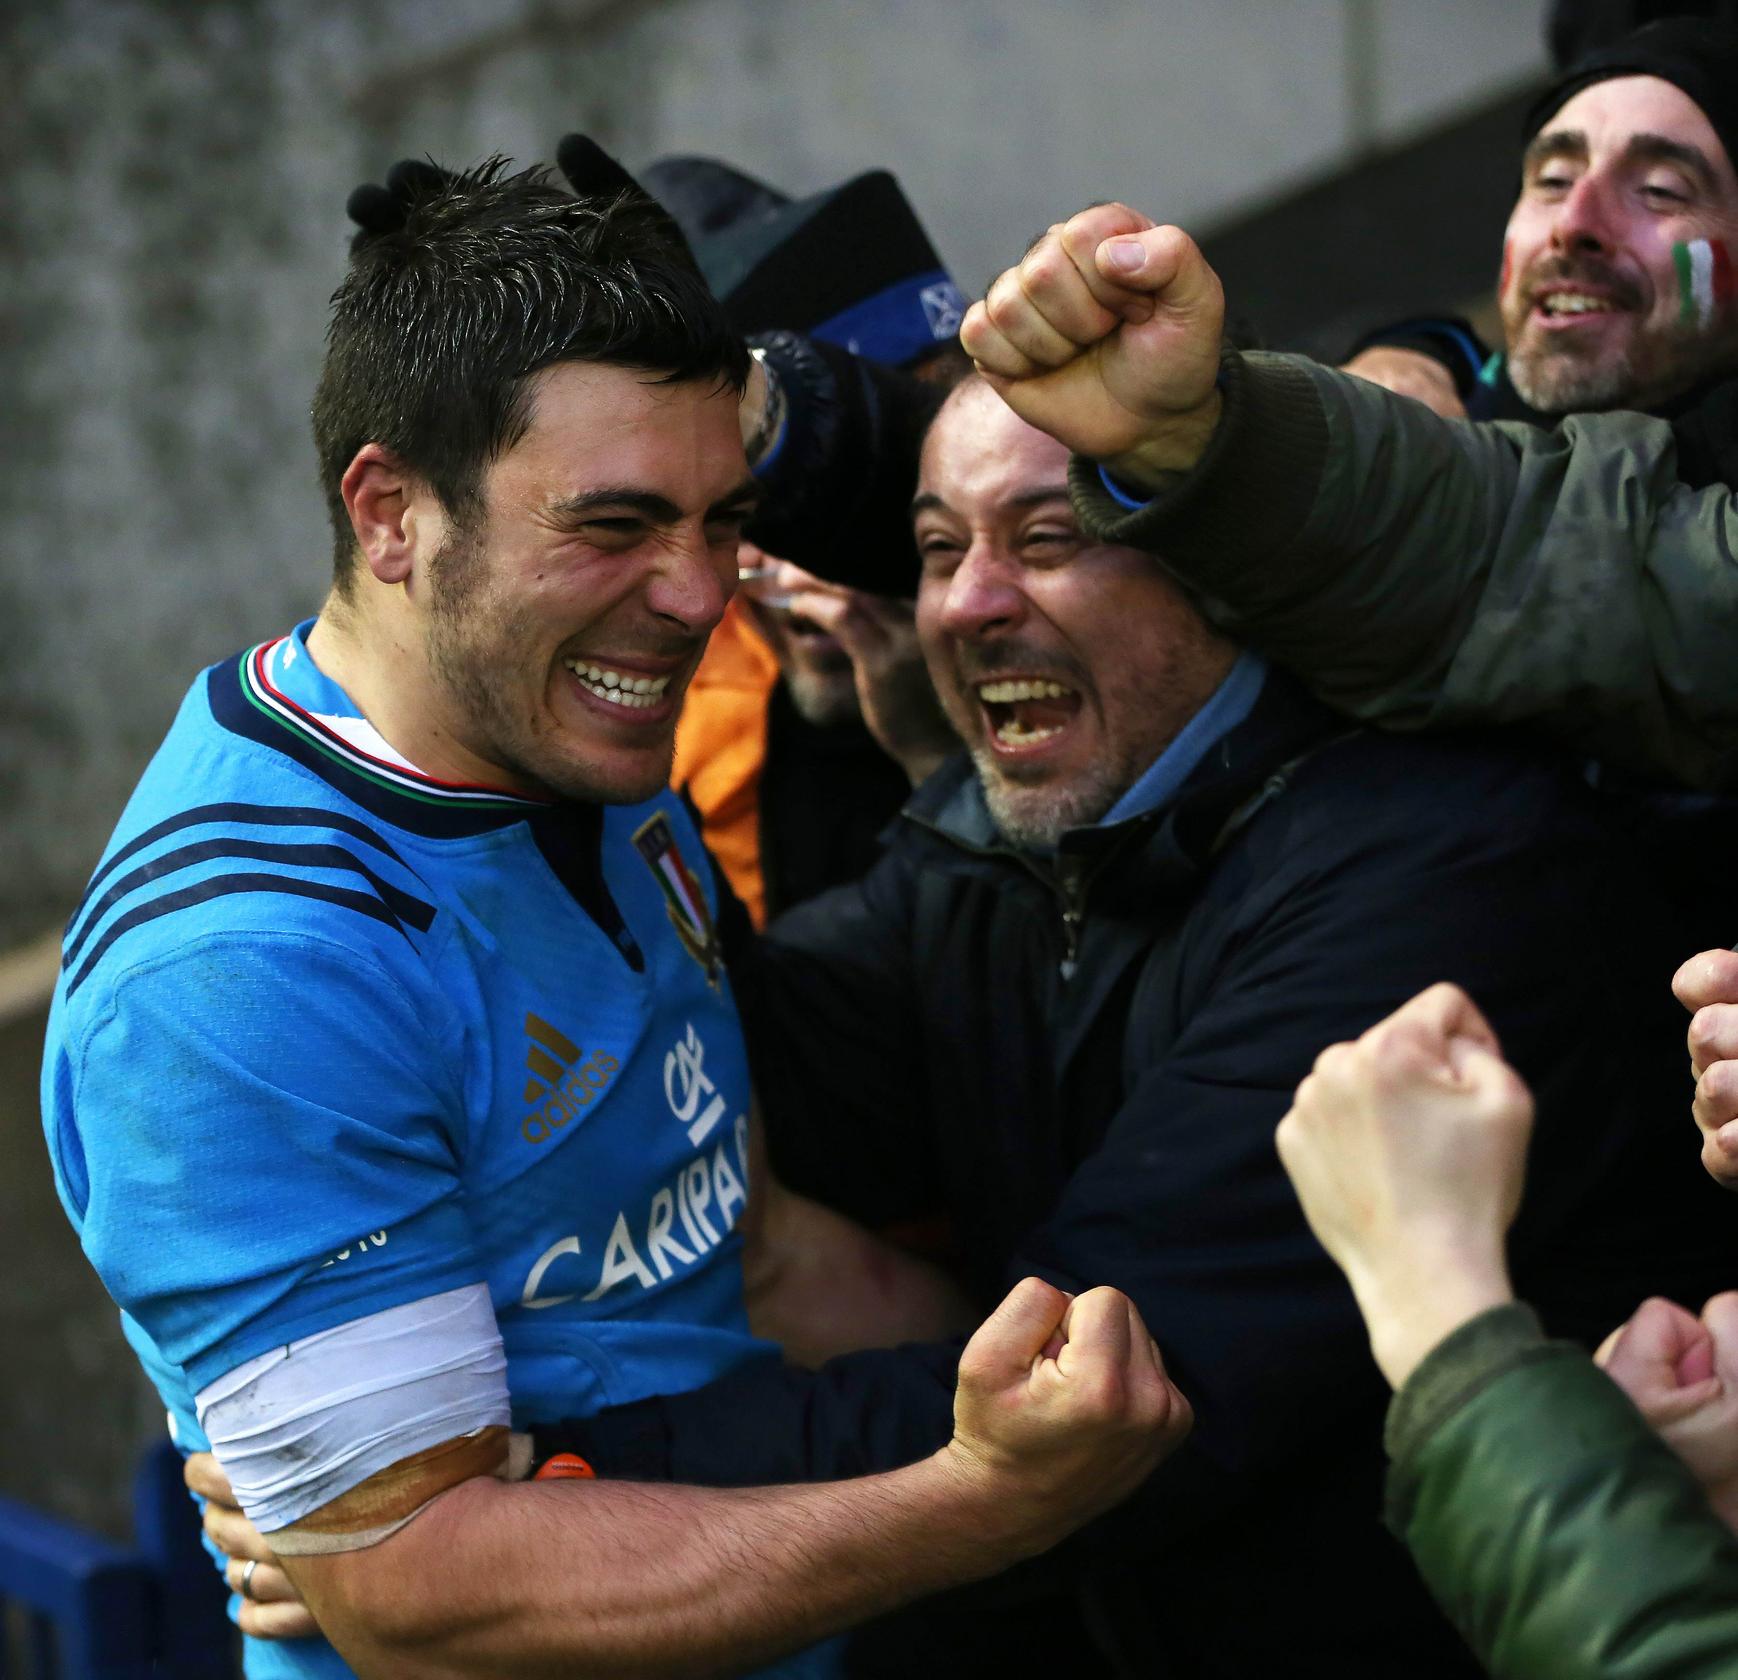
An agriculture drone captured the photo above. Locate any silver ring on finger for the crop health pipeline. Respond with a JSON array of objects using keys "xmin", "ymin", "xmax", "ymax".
[{"xmin": 240, "ymin": 1557, "xmax": 260, "ymax": 1601}]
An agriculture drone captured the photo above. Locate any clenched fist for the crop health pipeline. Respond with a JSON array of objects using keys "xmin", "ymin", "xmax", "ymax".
[
  {"xmin": 961, "ymin": 205, "xmax": 1225, "ymax": 492},
  {"xmin": 1599, "ymin": 1291, "xmax": 1738, "ymax": 1532},
  {"xmin": 1674, "ymin": 948, "xmax": 1738, "ymax": 1190},
  {"xmin": 944, "ymin": 1277, "xmax": 1192, "ymax": 1556},
  {"xmin": 1277, "ymin": 984, "xmax": 1532, "ymax": 1388}
]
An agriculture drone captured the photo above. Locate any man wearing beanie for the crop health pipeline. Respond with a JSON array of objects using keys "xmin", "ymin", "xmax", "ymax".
[
  {"xmin": 1344, "ymin": 17, "xmax": 1738, "ymax": 941},
  {"xmin": 654, "ymin": 159, "xmax": 962, "ymax": 925},
  {"xmin": 1349, "ymin": 19, "xmax": 1738, "ymax": 452}
]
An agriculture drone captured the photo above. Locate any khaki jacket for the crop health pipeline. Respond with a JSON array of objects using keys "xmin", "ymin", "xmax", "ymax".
[
  {"xmin": 1070, "ymin": 351, "xmax": 1738, "ymax": 789},
  {"xmin": 1386, "ymin": 1305, "xmax": 1738, "ymax": 1678}
]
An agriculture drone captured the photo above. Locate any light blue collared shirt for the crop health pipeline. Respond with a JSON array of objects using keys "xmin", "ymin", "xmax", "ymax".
[{"xmin": 1099, "ymin": 651, "xmax": 1268, "ymax": 827}]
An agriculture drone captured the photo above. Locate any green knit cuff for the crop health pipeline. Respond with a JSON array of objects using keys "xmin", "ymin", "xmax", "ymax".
[
  {"xmin": 1385, "ymin": 1302, "xmax": 1558, "ymax": 1473},
  {"xmin": 1068, "ymin": 349, "xmax": 1330, "ymax": 573}
]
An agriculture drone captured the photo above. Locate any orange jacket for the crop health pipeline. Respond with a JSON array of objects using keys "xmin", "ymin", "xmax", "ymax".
[{"xmin": 672, "ymin": 600, "xmax": 781, "ymax": 929}]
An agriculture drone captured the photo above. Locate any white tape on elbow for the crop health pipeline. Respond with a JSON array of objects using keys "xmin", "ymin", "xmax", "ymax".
[{"xmin": 196, "ymin": 1283, "xmax": 509, "ymax": 1535}]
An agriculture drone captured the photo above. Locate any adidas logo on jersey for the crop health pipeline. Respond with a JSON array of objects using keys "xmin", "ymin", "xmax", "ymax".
[{"xmin": 521, "ymin": 1011, "xmax": 618, "ymax": 1144}]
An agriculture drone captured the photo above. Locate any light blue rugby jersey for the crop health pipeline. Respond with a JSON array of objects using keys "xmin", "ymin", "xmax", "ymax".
[{"xmin": 42, "ymin": 623, "xmax": 831, "ymax": 1680}]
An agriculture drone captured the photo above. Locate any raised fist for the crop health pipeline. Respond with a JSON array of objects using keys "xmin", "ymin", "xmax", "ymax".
[
  {"xmin": 1675, "ymin": 948, "xmax": 1738, "ymax": 1190},
  {"xmin": 945, "ymin": 1276, "xmax": 1191, "ymax": 1555},
  {"xmin": 1599, "ymin": 1291, "xmax": 1738, "ymax": 1532},
  {"xmin": 961, "ymin": 205, "xmax": 1225, "ymax": 488},
  {"xmin": 1277, "ymin": 983, "xmax": 1532, "ymax": 1387}
]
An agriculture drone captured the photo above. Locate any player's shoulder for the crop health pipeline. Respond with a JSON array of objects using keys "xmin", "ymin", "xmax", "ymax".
[{"xmin": 59, "ymin": 664, "xmax": 443, "ymax": 1021}]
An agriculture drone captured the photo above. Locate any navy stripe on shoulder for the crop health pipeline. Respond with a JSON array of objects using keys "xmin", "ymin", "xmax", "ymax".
[
  {"xmin": 75, "ymin": 802, "xmax": 410, "ymax": 922},
  {"xmin": 65, "ymin": 873, "xmax": 428, "ymax": 1000},
  {"xmin": 65, "ymin": 837, "xmax": 435, "ymax": 970}
]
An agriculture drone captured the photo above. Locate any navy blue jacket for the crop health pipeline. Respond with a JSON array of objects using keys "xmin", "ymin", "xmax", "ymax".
[{"xmin": 540, "ymin": 673, "xmax": 1734, "ymax": 1678}]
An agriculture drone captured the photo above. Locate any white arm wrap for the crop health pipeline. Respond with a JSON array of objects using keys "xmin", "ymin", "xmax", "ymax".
[{"xmin": 196, "ymin": 1283, "xmax": 509, "ymax": 1539}]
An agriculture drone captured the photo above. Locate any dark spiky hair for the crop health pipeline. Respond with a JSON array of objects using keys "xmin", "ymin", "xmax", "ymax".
[{"xmin": 312, "ymin": 157, "xmax": 750, "ymax": 589}]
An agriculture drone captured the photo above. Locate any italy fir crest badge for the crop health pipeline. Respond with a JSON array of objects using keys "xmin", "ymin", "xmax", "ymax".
[{"xmin": 633, "ymin": 811, "xmax": 722, "ymax": 987}]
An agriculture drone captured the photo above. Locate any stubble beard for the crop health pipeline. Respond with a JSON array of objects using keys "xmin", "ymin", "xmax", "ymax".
[
  {"xmin": 942, "ymin": 627, "xmax": 1237, "ymax": 853},
  {"xmin": 937, "ymin": 640, "xmax": 1125, "ymax": 850},
  {"xmin": 1507, "ymin": 290, "xmax": 1738, "ymax": 414},
  {"xmin": 969, "ymin": 743, "xmax": 1126, "ymax": 849},
  {"xmin": 423, "ymin": 523, "xmax": 673, "ymax": 806},
  {"xmin": 1508, "ymin": 339, "xmax": 1642, "ymax": 412}
]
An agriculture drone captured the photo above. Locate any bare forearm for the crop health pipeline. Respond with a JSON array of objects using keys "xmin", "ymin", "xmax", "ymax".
[
  {"xmin": 294, "ymin": 1453, "xmax": 1030, "ymax": 1680},
  {"xmin": 746, "ymin": 1189, "xmax": 974, "ymax": 1365},
  {"xmin": 1354, "ymin": 1257, "xmax": 1516, "ymax": 1391}
]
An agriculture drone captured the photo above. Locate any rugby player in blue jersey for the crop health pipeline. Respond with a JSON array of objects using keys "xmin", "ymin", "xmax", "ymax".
[{"xmin": 41, "ymin": 159, "xmax": 1187, "ymax": 1679}]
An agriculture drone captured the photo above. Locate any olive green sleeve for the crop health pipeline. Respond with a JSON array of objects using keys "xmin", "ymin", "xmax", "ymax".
[
  {"xmin": 1383, "ymin": 1304, "xmax": 1738, "ymax": 1680},
  {"xmin": 1071, "ymin": 352, "xmax": 1738, "ymax": 790}
]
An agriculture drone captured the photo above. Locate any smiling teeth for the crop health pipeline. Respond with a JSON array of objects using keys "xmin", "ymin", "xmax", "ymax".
[
  {"xmin": 1542, "ymin": 293, "xmax": 1615, "ymax": 315},
  {"xmin": 565, "ymin": 661, "xmax": 670, "ymax": 709},
  {"xmin": 995, "ymin": 719, "xmax": 1064, "ymax": 745},
  {"xmin": 977, "ymin": 679, "xmax": 1073, "ymax": 703}
]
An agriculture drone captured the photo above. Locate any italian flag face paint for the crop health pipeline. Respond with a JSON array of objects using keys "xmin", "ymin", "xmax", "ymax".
[{"xmin": 1673, "ymin": 238, "xmax": 1733, "ymax": 328}]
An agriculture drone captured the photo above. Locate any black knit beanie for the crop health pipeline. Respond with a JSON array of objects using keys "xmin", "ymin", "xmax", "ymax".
[
  {"xmin": 638, "ymin": 157, "xmax": 964, "ymax": 370},
  {"xmin": 1523, "ymin": 17, "xmax": 1738, "ymax": 173}
]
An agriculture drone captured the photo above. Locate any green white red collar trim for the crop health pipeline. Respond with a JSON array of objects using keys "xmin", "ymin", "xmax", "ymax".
[{"xmin": 240, "ymin": 637, "xmax": 550, "ymax": 810}]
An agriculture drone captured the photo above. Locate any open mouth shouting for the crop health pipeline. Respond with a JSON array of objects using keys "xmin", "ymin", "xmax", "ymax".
[{"xmin": 977, "ymin": 675, "xmax": 1083, "ymax": 754}]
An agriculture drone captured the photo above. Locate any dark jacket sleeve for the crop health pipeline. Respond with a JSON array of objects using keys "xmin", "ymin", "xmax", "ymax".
[
  {"xmin": 530, "ymin": 1337, "xmax": 959, "ymax": 1487},
  {"xmin": 1387, "ymin": 1304, "xmax": 1738, "ymax": 1680},
  {"xmin": 1069, "ymin": 349, "xmax": 1738, "ymax": 790}
]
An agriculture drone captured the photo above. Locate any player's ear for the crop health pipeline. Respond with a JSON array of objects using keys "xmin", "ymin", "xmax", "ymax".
[{"xmin": 341, "ymin": 443, "xmax": 423, "ymax": 587}]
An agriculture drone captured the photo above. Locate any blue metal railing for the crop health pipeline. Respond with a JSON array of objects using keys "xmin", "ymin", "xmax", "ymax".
[{"xmin": 0, "ymin": 1440, "xmax": 233, "ymax": 1679}]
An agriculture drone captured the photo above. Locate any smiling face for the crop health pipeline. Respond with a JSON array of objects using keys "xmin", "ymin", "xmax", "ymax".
[
  {"xmin": 406, "ymin": 360, "xmax": 755, "ymax": 804},
  {"xmin": 1502, "ymin": 75, "xmax": 1738, "ymax": 412},
  {"xmin": 913, "ymin": 382, "xmax": 1236, "ymax": 849}
]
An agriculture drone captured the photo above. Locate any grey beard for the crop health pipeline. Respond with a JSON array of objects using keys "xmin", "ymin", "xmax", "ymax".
[
  {"xmin": 972, "ymin": 747, "xmax": 1122, "ymax": 850},
  {"xmin": 1507, "ymin": 347, "xmax": 1640, "ymax": 414}
]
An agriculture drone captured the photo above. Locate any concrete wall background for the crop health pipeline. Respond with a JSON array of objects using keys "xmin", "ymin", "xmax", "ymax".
[{"xmin": 1, "ymin": 0, "xmax": 1544, "ymax": 1537}]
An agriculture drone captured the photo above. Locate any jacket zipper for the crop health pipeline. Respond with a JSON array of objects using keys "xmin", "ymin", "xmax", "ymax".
[
  {"xmin": 901, "ymin": 806, "xmax": 1136, "ymax": 981},
  {"xmin": 1056, "ymin": 852, "xmax": 1088, "ymax": 981}
]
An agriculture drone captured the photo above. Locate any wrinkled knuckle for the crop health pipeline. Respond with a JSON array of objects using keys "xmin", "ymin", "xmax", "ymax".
[
  {"xmin": 1018, "ymin": 243, "xmax": 1070, "ymax": 295},
  {"xmin": 1312, "ymin": 1040, "xmax": 1353, "ymax": 1081},
  {"xmin": 983, "ymin": 286, "xmax": 1024, "ymax": 333},
  {"xmin": 1702, "ymin": 1060, "xmax": 1738, "ymax": 1109},
  {"xmin": 1424, "ymin": 981, "xmax": 1472, "ymax": 1020},
  {"xmin": 1168, "ymin": 1389, "xmax": 1196, "ymax": 1436},
  {"xmin": 1364, "ymin": 1019, "xmax": 1406, "ymax": 1063},
  {"xmin": 1707, "ymin": 1138, "xmax": 1738, "ymax": 1184},
  {"xmin": 1075, "ymin": 1369, "xmax": 1127, "ymax": 1423}
]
